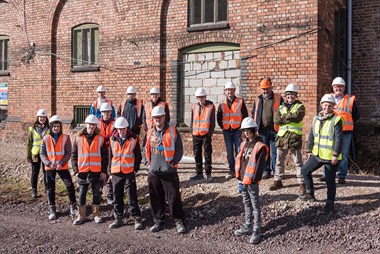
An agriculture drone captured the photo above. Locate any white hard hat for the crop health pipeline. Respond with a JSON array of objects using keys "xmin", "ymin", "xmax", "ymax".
[
  {"xmin": 241, "ymin": 117, "xmax": 257, "ymax": 129},
  {"xmin": 151, "ymin": 106, "xmax": 166, "ymax": 117},
  {"xmin": 150, "ymin": 87, "xmax": 160, "ymax": 94},
  {"xmin": 114, "ymin": 117, "xmax": 129, "ymax": 129},
  {"xmin": 224, "ymin": 81, "xmax": 236, "ymax": 90},
  {"xmin": 127, "ymin": 86, "xmax": 136, "ymax": 94},
  {"xmin": 36, "ymin": 108, "xmax": 48, "ymax": 117},
  {"xmin": 284, "ymin": 83, "xmax": 298, "ymax": 94},
  {"xmin": 320, "ymin": 94, "xmax": 336, "ymax": 105},
  {"xmin": 195, "ymin": 88, "xmax": 207, "ymax": 97},
  {"xmin": 96, "ymin": 85, "xmax": 106, "ymax": 92},
  {"xmin": 85, "ymin": 115, "xmax": 100, "ymax": 125},
  {"xmin": 100, "ymin": 102, "xmax": 112, "ymax": 112},
  {"xmin": 49, "ymin": 115, "xmax": 62, "ymax": 124},
  {"xmin": 332, "ymin": 77, "xmax": 346, "ymax": 86}
]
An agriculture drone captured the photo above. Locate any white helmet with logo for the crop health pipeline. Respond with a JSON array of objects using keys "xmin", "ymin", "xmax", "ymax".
[
  {"xmin": 151, "ymin": 106, "xmax": 166, "ymax": 117},
  {"xmin": 195, "ymin": 88, "xmax": 207, "ymax": 97},
  {"xmin": 320, "ymin": 94, "xmax": 336, "ymax": 105},
  {"xmin": 96, "ymin": 85, "xmax": 106, "ymax": 92},
  {"xmin": 150, "ymin": 87, "xmax": 160, "ymax": 94},
  {"xmin": 36, "ymin": 109, "xmax": 48, "ymax": 117},
  {"xmin": 100, "ymin": 102, "xmax": 112, "ymax": 112},
  {"xmin": 49, "ymin": 115, "xmax": 62, "ymax": 124},
  {"xmin": 114, "ymin": 117, "xmax": 129, "ymax": 129},
  {"xmin": 241, "ymin": 117, "xmax": 257, "ymax": 129},
  {"xmin": 332, "ymin": 77, "xmax": 346, "ymax": 86},
  {"xmin": 284, "ymin": 83, "xmax": 298, "ymax": 94},
  {"xmin": 85, "ymin": 115, "xmax": 99, "ymax": 125},
  {"xmin": 127, "ymin": 86, "xmax": 136, "ymax": 94},
  {"xmin": 224, "ymin": 81, "xmax": 236, "ymax": 90}
]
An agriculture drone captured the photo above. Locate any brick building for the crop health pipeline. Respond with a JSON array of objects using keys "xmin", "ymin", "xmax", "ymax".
[{"xmin": 0, "ymin": 0, "xmax": 378, "ymax": 165}]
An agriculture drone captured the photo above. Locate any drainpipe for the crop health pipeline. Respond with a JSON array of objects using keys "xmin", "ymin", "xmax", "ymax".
[{"xmin": 347, "ymin": 0, "xmax": 352, "ymax": 95}]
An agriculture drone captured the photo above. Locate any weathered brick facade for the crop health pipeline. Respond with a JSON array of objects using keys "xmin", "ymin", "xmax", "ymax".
[{"xmin": 0, "ymin": 0, "xmax": 378, "ymax": 164}]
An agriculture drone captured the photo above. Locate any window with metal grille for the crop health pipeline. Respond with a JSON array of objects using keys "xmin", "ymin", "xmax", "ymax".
[
  {"xmin": 189, "ymin": 0, "xmax": 227, "ymax": 26},
  {"xmin": 0, "ymin": 35, "xmax": 10, "ymax": 73},
  {"xmin": 72, "ymin": 24, "xmax": 99, "ymax": 69},
  {"xmin": 73, "ymin": 105, "xmax": 91, "ymax": 127}
]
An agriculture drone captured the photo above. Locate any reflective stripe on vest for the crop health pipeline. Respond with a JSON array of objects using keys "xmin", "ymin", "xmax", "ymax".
[
  {"xmin": 100, "ymin": 120, "xmax": 114, "ymax": 139},
  {"xmin": 120, "ymin": 98, "xmax": 143, "ymax": 119},
  {"xmin": 277, "ymin": 103, "xmax": 304, "ymax": 136},
  {"xmin": 333, "ymin": 94, "xmax": 355, "ymax": 131},
  {"xmin": 312, "ymin": 115, "xmax": 343, "ymax": 160},
  {"xmin": 110, "ymin": 138, "xmax": 137, "ymax": 174},
  {"xmin": 192, "ymin": 103, "xmax": 214, "ymax": 136},
  {"xmin": 145, "ymin": 101, "xmax": 166, "ymax": 129},
  {"xmin": 29, "ymin": 127, "xmax": 49, "ymax": 155},
  {"xmin": 220, "ymin": 97, "xmax": 243, "ymax": 130},
  {"xmin": 43, "ymin": 134, "xmax": 69, "ymax": 170},
  {"xmin": 146, "ymin": 126, "xmax": 177, "ymax": 164},
  {"xmin": 235, "ymin": 141, "xmax": 269, "ymax": 185},
  {"xmin": 77, "ymin": 135, "xmax": 103, "ymax": 173}
]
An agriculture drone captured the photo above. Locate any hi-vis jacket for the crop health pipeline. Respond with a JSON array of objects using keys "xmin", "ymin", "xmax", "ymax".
[
  {"xmin": 332, "ymin": 94, "xmax": 356, "ymax": 131},
  {"xmin": 27, "ymin": 125, "xmax": 49, "ymax": 162},
  {"xmin": 76, "ymin": 135, "xmax": 104, "ymax": 173},
  {"xmin": 41, "ymin": 134, "xmax": 71, "ymax": 170},
  {"xmin": 110, "ymin": 137, "xmax": 137, "ymax": 174},
  {"xmin": 145, "ymin": 100, "xmax": 167, "ymax": 130},
  {"xmin": 90, "ymin": 97, "xmax": 116, "ymax": 119},
  {"xmin": 252, "ymin": 93, "xmax": 283, "ymax": 132},
  {"xmin": 276, "ymin": 102, "xmax": 304, "ymax": 136},
  {"xmin": 119, "ymin": 98, "xmax": 143, "ymax": 119},
  {"xmin": 191, "ymin": 101, "xmax": 215, "ymax": 136},
  {"xmin": 99, "ymin": 118, "xmax": 114, "ymax": 148},
  {"xmin": 146, "ymin": 125, "xmax": 177, "ymax": 167},
  {"xmin": 219, "ymin": 97, "xmax": 244, "ymax": 130}
]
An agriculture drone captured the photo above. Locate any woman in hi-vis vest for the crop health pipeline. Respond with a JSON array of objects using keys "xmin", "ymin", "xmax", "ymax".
[{"xmin": 26, "ymin": 109, "xmax": 49, "ymax": 198}]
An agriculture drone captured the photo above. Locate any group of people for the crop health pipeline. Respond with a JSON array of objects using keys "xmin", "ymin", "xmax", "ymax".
[{"xmin": 26, "ymin": 76, "xmax": 358, "ymax": 243}]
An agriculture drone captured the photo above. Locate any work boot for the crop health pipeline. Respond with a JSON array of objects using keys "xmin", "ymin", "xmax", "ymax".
[
  {"xmin": 134, "ymin": 217, "xmax": 143, "ymax": 230},
  {"xmin": 225, "ymin": 172, "xmax": 235, "ymax": 179},
  {"xmin": 323, "ymin": 203, "xmax": 335, "ymax": 214},
  {"xmin": 73, "ymin": 205, "xmax": 86, "ymax": 225},
  {"xmin": 249, "ymin": 228, "xmax": 261, "ymax": 245},
  {"xmin": 175, "ymin": 219, "xmax": 186, "ymax": 234},
  {"xmin": 93, "ymin": 205, "xmax": 103, "ymax": 223},
  {"xmin": 109, "ymin": 215, "xmax": 123, "ymax": 229},
  {"xmin": 205, "ymin": 174, "xmax": 213, "ymax": 182},
  {"xmin": 299, "ymin": 193, "xmax": 316, "ymax": 202},
  {"xmin": 70, "ymin": 203, "xmax": 78, "ymax": 216},
  {"xmin": 189, "ymin": 173, "xmax": 204, "ymax": 181},
  {"xmin": 319, "ymin": 176, "xmax": 326, "ymax": 182},
  {"xmin": 338, "ymin": 178, "xmax": 346, "ymax": 184},
  {"xmin": 106, "ymin": 195, "xmax": 113, "ymax": 205},
  {"xmin": 299, "ymin": 183, "xmax": 306, "ymax": 195},
  {"xmin": 150, "ymin": 222, "xmax": 164, "ymax": 233},
  {"xmin": 261, "ymin": 171, "xmax": 270, "ymax": 180},
  {"xmin": 234, "ymin": 223, "xmax": 253, "ymax": 236},
  {"xmin": 31, "ymin": 189, "xmax": 37, "ymax": 199},
  {"xmin": 48, "ymin": 205, "xmax": 57, "ymax": 220},
  {"xmin": 269, "ymin": 180, "xmax": 283, "ymax": 191}
]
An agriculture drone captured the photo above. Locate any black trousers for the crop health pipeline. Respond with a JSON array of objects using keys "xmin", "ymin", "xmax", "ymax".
[
  {"xmin": 147, "ymin": 172, "xmax": 185, "ymax": 223},
  {"xmin": 46, "ymin": 170, "xmax": 76, "ymax": 206},
  {"xmin": 193, "ymin": 135, "xmax": 212, "ymax": 175},
  {"xmin": 77, "ymin": 173, "xmax": 101, "ymax": 206},
  {"xmin": 112, "ymin": 172, "xmax": 141, "ymax": 217},
  {"xmin": 31, "ymin": 156, "xmax": 47, "ymax": 192}
]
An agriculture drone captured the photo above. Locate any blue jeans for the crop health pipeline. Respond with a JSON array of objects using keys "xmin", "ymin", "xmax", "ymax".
[
  {"xmin": 323, "ymin": 132, "xmax": 351, "ymax": 179},
  {"xmin": 302, "ymin": 155, "xmax": 338, "ymax": 204},
  {"xmin": 223, "ymin": 130, "xmax": 242, "ymax": 174},
  {"xmin": 259, "ymin": 128, "xmax": 277, "ymax": 174}
]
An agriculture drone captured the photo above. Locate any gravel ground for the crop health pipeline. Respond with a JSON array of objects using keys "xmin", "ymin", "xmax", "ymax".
[{"xmin": 0, "ymin": 141, "xmax": 379, "ymax": 253}]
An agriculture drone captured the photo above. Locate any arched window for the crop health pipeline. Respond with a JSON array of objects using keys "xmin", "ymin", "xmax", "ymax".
[{"xmin": 72, "ymin": 24, "xmax": 99, "ymax": 68}]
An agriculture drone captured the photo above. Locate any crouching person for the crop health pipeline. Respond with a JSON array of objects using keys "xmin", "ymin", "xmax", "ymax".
[
  {"xmin": 109, "ymin": 117, "xmax": 143, "ymax": 230},
  {"xmin": 146, "ymin": 106, "xmax": 186, "ymax": 234},
  {"xmin": 234, "ymin": 117, "xmax": 268, "ymax": 244},
  {"xmin": 40, "ymin": 115, "xmax": 77, "ymax": 220},
  {"xmin": 71, "ymin": 115, "xmax": 108, "ymax": 225}
]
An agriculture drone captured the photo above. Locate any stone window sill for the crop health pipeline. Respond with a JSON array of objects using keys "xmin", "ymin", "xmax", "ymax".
[
  {"xmin": 187, "ymin": 22, "xmax": 229, "ymax": 32},
  {"xmin": 71, "ymin": 66, "xmax": 100, "ymax": 73}
]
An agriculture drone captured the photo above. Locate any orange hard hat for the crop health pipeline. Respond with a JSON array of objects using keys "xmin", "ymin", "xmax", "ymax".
[{"xmin": 260, "ymin": 79, "xmax": 271, "ymax": 89}]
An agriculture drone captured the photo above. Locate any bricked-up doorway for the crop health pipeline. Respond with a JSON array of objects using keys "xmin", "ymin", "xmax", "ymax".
[{"xmin": 179, "ymin": 43, "xmax": 240, "ymax": 127}]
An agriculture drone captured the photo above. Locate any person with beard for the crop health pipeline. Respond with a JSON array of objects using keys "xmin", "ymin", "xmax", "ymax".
[
  {"xmin": 71, "ymin": 115, "xmax": 108, "ymax": 225},
  {"xmin": 251, "ymin": 77, "xmax": 283, "ymax": 179},
  {"xmin": 40, "ymin": 115, "xmax": 77, "ymax": 220},
  {"xmin": 234, "ymin": 117, "xmax": 268, "ymax": 245},
  {"xmin": 270, "ymin": 84, "xmax": 306, "ymax": 194},
  {"xmin": 27, "ymin": 109, "xmax": 49, "ymax": 198}
]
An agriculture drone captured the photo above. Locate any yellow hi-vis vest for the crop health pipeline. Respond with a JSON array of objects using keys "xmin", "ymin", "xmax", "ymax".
[
  {"xmin": 28, "ymin": 127, "xmax": 49, "ymax": 155},
  {"xmin": 311, "ymin": 115, "xmax": 343, "ymax": 160},
  {"xmin": 277, "ymin": 103, "xmax": 304, "ymax": 136}
]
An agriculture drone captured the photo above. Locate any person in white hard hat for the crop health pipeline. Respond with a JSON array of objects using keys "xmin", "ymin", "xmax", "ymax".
[
  {"xmin": 234, "ymin": 117, "xmax": 268, "ymax": 245},
  {"xmin": 319, "ymin": 77, "xmax": 360, "ymax": 184},
  {"xmin": 217, "ymin": 81, "xmax": 248, "ymax": 179},
  {"xmin": 270, "ymin": 84, "xmax": 306, "ymax": 194},
  {"xmin": 189, "ymin": 88, "xmax": 215, "ymax": 182},
  {"xmin": 71, "ymin": 115, "xmax": 109, "ymax": 225},
  {"xmin": 27, "ymin": 109, "xmax": 49, "ymax": 198},
  {"xmin": 90, "ymin": 85, "xmax": 116, "ymax": 119},
  {"xmin": 145, "ymin": 106, "xmax": 186, "ymax": 234},
  {"xmin": 117, "ymin": 86, "xmax": 144, "ymax": 138},
  {"xmin": 108, "ymin": 117, "xmax": 143, "ymax": 230},
  {"xmin": 300, "ymin": 94, "xmax": 343, "ymax": 214},
  {"xmin": 40, "ymin": 115, "xmax": 77, "ymax": 220},
  {"xmin": 251, "ymin": 77, "xmax": 284, "ymax": 179}
]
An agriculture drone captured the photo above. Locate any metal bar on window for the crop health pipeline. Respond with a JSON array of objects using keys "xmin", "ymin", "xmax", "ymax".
[
  {"xmin": 0, "ymin": 40, "xmax": 3, "ymax": 71},
  {"xmin": 214, "ymin": 0, "xmax": 218, "ymax": 22},
  {"xmin": 82, "ymin": 29, "xmax": 89, "ymax": 65},
  {"xmin": 4, "ymin": 39, "xmax": 7, "ymax": 70},
  {"xmin": 201, "ymin": 0, "xmax": 205, "ymax": 24}
]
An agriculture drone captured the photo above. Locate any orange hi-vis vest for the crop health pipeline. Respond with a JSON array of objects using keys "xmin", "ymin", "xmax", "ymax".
[
  {"xmin": 332, "ymin": 94, "xmax": 355, "ymax": 131},
  {"xmin": 99, "ymin": 120, "xmax": 114, "ymax": 140},
  {"xmin": 253, "ymin": 93, "xmax": 281, "ymax": 132},
  {"xmin": 145, "ymin": 101, "xmax": 166, "ymax": 129},
  {"xmin": 192, "ymin": 103, "xmax": 214, "ymax": 136},
  {"xmin": 146, "ymin": 126, "xmax": 178, "ymax": 168},
  {"xmin": 77, "ymin": 135, "xmax": 104, "ymax": 173},
  {"xmin": 93, "ymin": 98, "xmax": 113, "ymax": 110},
  {"xmin": 43, "ymin": 134, "xmax": 69, "ymax": 171},
  {"xmin": 235, "ymin": 141, "xmax": 269, "ymax": 185},
  {"xmin": 120, "ymin": 98, "xmax": 143, "ymax": 119},
  {"xmin": 220, "ymin": 97, "xmax": 243, "ymax": 130},
  {"xmin": 110, "ymin": 138, "xmax": 137, "ymax": 174}
]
